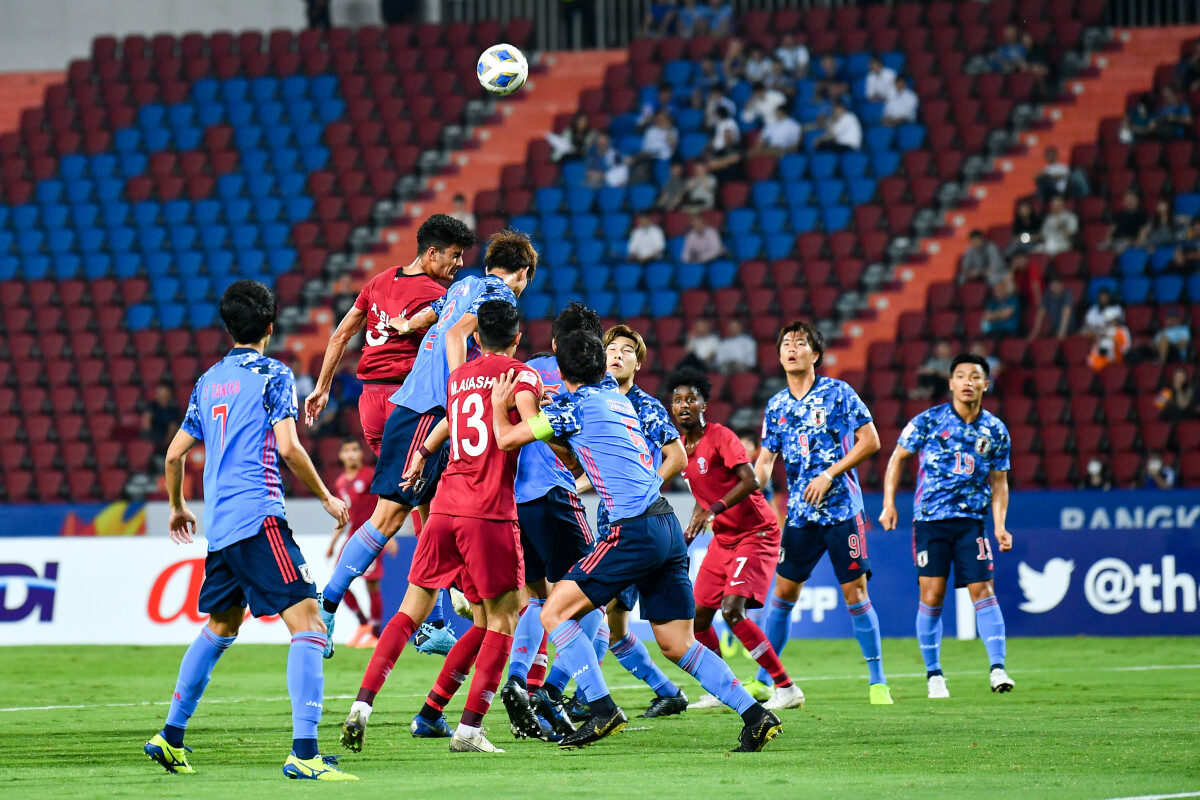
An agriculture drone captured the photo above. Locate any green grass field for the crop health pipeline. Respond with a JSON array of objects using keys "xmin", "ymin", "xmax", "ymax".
[{"xmin": 1, "ymin": 637, "xmax": 1197, "ymax": 800}]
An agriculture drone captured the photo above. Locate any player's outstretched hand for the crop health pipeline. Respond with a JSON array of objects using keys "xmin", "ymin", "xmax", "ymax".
[
  {"xmin": 323, "ymin": 495, "xmax": 350, "ymax": 527},
  {"xmin": 802, "ymin": 473, "xmax": 833, "ymax": 507},
  {"xmin": 304, "ymin": 389, "xmax": 329, "ymax": 426},
  {"xmin": 996, "ymin": 528, "xmax": 1013, "ymax": 552},
  {"xmin": 491, "ymin": 369, "xmax": 517, "ymax": 410},
  {"xmin": 168, "ymin": 506, "xmax": 197, "ymax": 544},
  {"xmin": 399, "ymin": 452, "xmax": 426, "ymax": 489},
  {"xmin": 878, "ymin": 504, "xmax": 898, "ymax": 531},
  {"xmin": 684, "ymin": 502, "xmax": 712, "ymax": 542}
]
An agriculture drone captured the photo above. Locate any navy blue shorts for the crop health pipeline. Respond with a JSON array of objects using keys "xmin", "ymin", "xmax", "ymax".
[
  {"xmin": 777, "ymin": 513, "xmax": 871, "ymax": 586},
  {"xmin": 913, "ymin": 518, "xmax": 994, "ymax": 588},
  {"xmin": 565, "ymin": 510, "xmax": 695, "ymax": 623},
  {"xmin": 518, "ymin": 486, "xmax": 595, "ymax": 585},
  {"xmin": 614, "ymin": 585, "xmax": 640, "ymax": 613},
  {"xmin": 371, "ymin": 404, "xmax": 448, "ymax": 507},
  {"xmin": 198, "ymin": 517, "xmax": 317, "ymax": 618}
]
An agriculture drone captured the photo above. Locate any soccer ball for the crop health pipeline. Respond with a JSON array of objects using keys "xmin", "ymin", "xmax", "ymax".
[{"xmin": 476, "ymin": 43, "xmax": 529, "ymax": 96}]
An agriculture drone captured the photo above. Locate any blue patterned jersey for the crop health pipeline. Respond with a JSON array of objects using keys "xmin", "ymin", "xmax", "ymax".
[
  {"xmin": 761, "ymin": 377, "xmax": 872, "ymax": 527},
  {"xmin": 897, "ymin": 404, "xmax": 1011, "ymax": 522},
  {"xmin": 514, "ymin": 355, "xmax": 576, "ymax": 504},
  {"xmin": 595, "ymin": 378, "xmax": 679, "ymax": 535},
  {"xmin": 181, "ymin": 348, "xmax": 297, "ymax": 551},
  {"xmin": 544, "ymin": 383, "xmax": 661, "ymax": 523},
  {"xmin": 390, "ymin": 274, "xmax": 516, "ymax": 413}
]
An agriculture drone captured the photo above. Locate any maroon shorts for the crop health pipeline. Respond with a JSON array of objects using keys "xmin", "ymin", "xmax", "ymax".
[
  {"xmin": 337, "ymin": 535, "xmax": 384, "ymax": 582},
  {"xmin": 358, "ymin": 383, "xmax": 402, "ymax": 456},
  {"xmin": 408, "ymin": 513, "xmax": 523, "ymax": 601},
  {"xmin": 693, "ymin": 527, "xmax": 781, "ymax": 610}
]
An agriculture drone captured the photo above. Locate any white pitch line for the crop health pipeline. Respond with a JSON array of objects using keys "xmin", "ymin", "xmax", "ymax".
[{"xmin": 1093, "ymin": 792, "xmax": 1200, "ymax": 800}]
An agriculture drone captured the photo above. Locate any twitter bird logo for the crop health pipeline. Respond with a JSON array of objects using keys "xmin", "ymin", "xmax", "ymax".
[{"xmin": 1018, "ymin": 559, "xmax": 1075, "ymax": 613}]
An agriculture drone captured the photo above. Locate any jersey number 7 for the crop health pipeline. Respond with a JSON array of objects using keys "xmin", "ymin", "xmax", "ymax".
[{"xmin": 212, "ymin": 404, "xmax": 228, "ymax": 449}]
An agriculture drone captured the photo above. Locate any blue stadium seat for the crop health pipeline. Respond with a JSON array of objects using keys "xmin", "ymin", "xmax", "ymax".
[
  {"xmin": 287, "ymin": 98, "xmax": 315, "ymax": 122},
  {"xmin": 1088, "ymin": 277, "xmax": 1119, "ymax": 302},
  {"xmin": 284, "ymin": 197, "xmax": 312, "ymax": 223},
  {"xmin": 616, "ymin": 134, "xmax": 642, "ymax": 155},
  {"xmin": 586, "ymin": 291, "xmax": 616, "ymax": 316},
  {"xmin": 225, "ymin": 199, "xmax": 252, "ymax": 225},
  {"xmin": 779, "ymin": 154, "xmax": 808, "ymax": 182},
  {"xmin": 565, "ymin": 187, "xmax": 596, "ymax": 214},
  {"xmin": 241, "ymin": 149, "xmax": 268, "ymax": 174},
  {"xmin": 810, "ymin": 152, "xmax": 839, "ymax": 180},
  {"xmin": 0, "ymin": 232, "xmax": 12, "ymax": 252},
  {"xmin": 784, "ymin": 181, "xmax": 814, "ymax": 207},
  {"xmin": 601, "ymin": 212, "xmax": 631, "ymax": 240},
  {"xmin": 133, "ymin": 201, "xmax": 160, "ymax": 228},
  {"xmin": 628, "ymin": 184, "xmax": 657, "ymax": 212},
  {"xmin": 269, "ymin": 149, "xmax": 298, "ymax": 175},
  {"xmin": 665, "ymin": 60, "xmax": 693, "ymax": 88},
  {"xmin": 65, "ymin": 179, "xmax": 92, "ymax": 205},
  {"xmin": 895, "ymin": 123, "xmax": 926, "ymax": 152},
  {"xmin": 157, "ymin": 303, "xmax": 187, "ymax": 328},
  {"xmin": 623, "ymin": 290, "xmax": 649, "ymax": 316},
  {"xmin": 541, "ymin": 214, "xmax": 569, "ymax": 240},
  {"xmin": 188, "ymin": 303, "xmax": 218, "ymax": 328},
  {"xmin": 576, "ymin": 239, "xmax": 606, "ymax": 267},
  {"xmin": 675, "ymin": 262, "xmax": 706, "ymax": 290},
  {"xmin": 52, "ymin": 254, "xmax": 80, "ymax": 279},
  {"xmin": 47, "ymin": 229, "xmax": 74, "ymax": 255},
  {"xmin": 841, "ymin": 151, "xmax": 869, "ymax": 179},
  {"xmin": 22, "ymin": 254, "xmax": 50, "ymax": 280},
  {"xmin": 11, "ymin": 204, "xmax": 37, "ymax": 230},
  {"xmin": 857, "ymin": 102, "xmax": 884, "ymax": 127},
  {"xmin": 679, "ymin": 132, "xmax": 708, "ymax": 160},
  {"xmin": 1149, "ymin": 247, "xmax": 1176, "ymax": 273},
  {"xmin": 208, "ymin": 251, "xmax": 235, "ymax": 278},
  {"xmin": 43, "ymin": 204, "xmax": 68, "ymax": 229},
  {"xmin": 109, "ymin": 226, "xmax": 135, "ymax": 252},
  {"xmin": 277, "ymin": 173, "xmax": 306, "ymax": 197},
  {"xmin": 847, "ymin": 178, "xmax": 877, "ymax": 205},
  {"xmin": 36, "ymin": 180, "xmax": 63, "ymax": 205},
  {"xmin": 263, "ymin": 223, "xmax": 291, "ymax": 250},
  {"xmin": 194, "ymin": 200, "xmax": 221, "ymax": 226},
  {"xmin": 794, "ymin": 80, "xmax": 816, "ymax": 104},
  {"xmin": 1188, "ymin": 274, "xmax": 1200, "ymax": 301},
  {"xmin": 844, "ymin": 52, "xmax": 872, "ymax": 78},
  {"xmin": 114, "ymin": 128, "xmax": 141, "ymax": 154},
  {"xmin": 676, "ymin": 108, "xmax": 704, "ymax": 133},
  {"xmin": 766, "ymin": 233, "xmax": 794, "ymax": 260},
  {"xmin": 510, "ymin": 215, "xmax": 538, "ymax": 235},
  {"xmin": 609, "ymin": 113, "xmax": 639, "ymax": 140},
  {"xmin": 145, "ymin": 253, "xmax": 173, "ymax": 278},
  {"xmin": 282, "ymin": 76, "xmax": 309, "ymax": 100},
  {"xmin": 119, "ymin": 153, "xmax": 147, "ymax": 178},
  {"xmin": 201, "ymin": 226, "xmax": 228, "ymax": 251},
  {"xmin": 816, "ymin": 179, "xmax": 846, "ymax": 206},
  {"xmin": 554, "ymin": 266, "xmax": 581, "ymax": 290},
  {"xmin": 127, "ymin": 304, "xmax": 156, "ymax": 331},
  {"xmin": 259, "ymin": 106, "xmax": 286, "ymax": 130},
  {"xmin": 645, "ymin": 262, "xmax": 673, "ymax": 290},
  {"xmin": 536, "ymin": 187, "xmax": 564, "ymax": 213},
  {"xmin": 197, "ymin": 101, "xmax": 224, "ymax": 127},
  {"xmin": 176, "ymin": 252, "xmax": 204, "ymax": 278},
  {"xmin": 295, "ymin": 122, "xmax": 322, "ymax": 148},
  {"xmin": 865, "ymin": 126, "xmax": 895, "ymax": 153},
  {"xmin": 597, "ymin": 186, "xmax": 626, "ymax": 214},
  {"xmin": 790, "ymin": 207, "xmax": 819, "ymax": 232},
  {"xmin": 760, "ymin": 208, "xmax": 788, "ymax": 235},
  {"xmin": 726, "ymin": 209, "xmax": 757, "ymax": 236},
  {"xmin": 238, "ymin": 249, "xmax": 266, "ymax": 275},
  {"xmin": 0, "ymin": 256, "xmax": 18, "ymax": 281},
  {"xmin": 1174, "ymin": 193, "xmax": 1200, "ymax": 218},
  {"xmin": 163, "ymin": 200, "xmax": 190, "ymax": 227},
  {"xmin": 1118, "ymin": 248, "xmax": 1149, "ymax": 276},
  {"xmin": 60, "ymin": 154, "xmax": 87, "ymax": 180},
  {"xmin": 1121, "ymin": 277, "xmax": 1151, "ymax": 303},
  {"xmin": 733, "ymin": 235, "xmax": 763, "ymax": 262},
  {"xmin": 751, "ymin": 181, "xmax": 782, "ymax": 208},
  {"xmin": 16, "ymin": 230, "xmax": 43, "ymax": 254},
  {"xmin": 571, "ymin": 214, "xmax": 600, "ymax": 239},
  {"xmin": 152, "ymin": 277, "xmax": 181, "ymax": 301},
  {"xmin": 708, "ymin": 260, "xmax": 738, "ymax": 289},
  {"xmin": 78, "ymin": 227, "xmax": 105, "ymax": 254},
  {"xmin": 1154, "ymin": 275, "xmax": 1184, "ymax": 303},
  {"xmin": 544, "ymin": 240, "xmax": 572, "ymax": 268},
  {"xmin": 821, "ymin": 206, "xmax": 852, "ymax": 231},
  {"xmin": 138, "ymin": 227, "xmax": 167, "ymax": 252},
  {"xmin": 216, "ymin": 175, "xmax": 245, "ymax": 200},
  {"xmin": 521, "ymin": 291, "xmax": 552, "ymax": 319},
  {"xmin": 648, "ymin": 289, "xmax": 679, "ymax": 317},
  {"xmin": 141, "ymin": 127, "xmax": 170, "ymax": 152},
  {"xmin": 613, "ymin": 263, "xmax": 643, "ymax": 291},
  {"xmin": 82, "ymin": 254, "xmax": 111, "ymax": 280},
  {"xmin": 101, "ymin": 202, "xmax": 129, "ymax": 228},
  {"xmin": 561, "ymin": 161, "xmax": 588, "ymax": 187},
  {"xmin": 89, "ymin": 154, "xmax": 117, "ymax": 179},
  {"xmin": 113, "ymin": 253, "xmax": 141, "ymax": 279},
  {"xmin": 882, "ymin": 52, "xmax": 906, "ymax": 73}
]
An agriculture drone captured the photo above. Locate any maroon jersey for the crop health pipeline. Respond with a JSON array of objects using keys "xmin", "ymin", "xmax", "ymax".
[
  {"xmin": 681, "ymin": 422, "xmax": 777, "ymax": 543},
  {"xmin": 335, "ymin": 465, "xmax": 376, "ymax": 532},
  {"xmin": 430, "ymin": 354, "xmax": 542, "ymax": 521},
  {"xmin": 354, "ymin": 267, "xmax": 446, "ymax": 383}
]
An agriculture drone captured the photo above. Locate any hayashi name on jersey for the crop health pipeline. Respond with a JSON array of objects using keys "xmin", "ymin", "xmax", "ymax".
[{"xmin": 450, "ymin": 369, "xmax": 538, "ymax": 396}]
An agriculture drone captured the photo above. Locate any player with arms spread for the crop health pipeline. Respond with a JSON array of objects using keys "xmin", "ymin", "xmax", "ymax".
[
  {"xmin": 754, "ymin": 321, "xmax": 891, "ymax": 705},
  {"xmin": 667, "ymin": 365, "xmax": 804, "ymax": 712},
  {"xmin": 879, "ymin": 352, "xmax": 1015, "ymax": 697},
  {"xmin": 495, "ymin": 330, "xmax": 782, "ymax": 753},
  {"xmin": 143, "ymin": 280, "xmax": 356, "ymax": 781},
  {"xmin": 318, "ymin": 230, "xmax": 536, "ymax": 659}
]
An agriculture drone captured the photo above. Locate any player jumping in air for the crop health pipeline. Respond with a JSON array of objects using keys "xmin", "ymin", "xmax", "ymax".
[
  {"xmin": 879, "ymin": 352, "xmax": 1015, "ymax": 697},
  {"xmin": 753, "ymin": 321, "xmax": 892, "ymax": 705},
  {"xmin": 144, "ymin": 280, "xmax": 356, "ymax": 781},
  {"xmin": 667, "ymin": 365, "xmax": 805, "ymax": 712},
  {"xmin": 318, "ymin": 229, "xmax": 535, "ymax": 659},
  {"xmin": 496, "ymin": 330, "xmax": 782, "ymax": 753},
  {"xmin": 306, "ymin": 214, "xmax": 475, "ymax": 655}
]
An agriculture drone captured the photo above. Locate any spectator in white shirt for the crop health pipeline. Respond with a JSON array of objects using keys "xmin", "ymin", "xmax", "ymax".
[
  {"xmin": 882, "ymin": 76, "xmax": 919, "ymax": 126},
  {"xmin": 813, "ymin": 101, "xmax": 862, "ymax": 151},
  {"xmin": 709, "ymin": 105, "xmax": 740, "ymax": 155},
  {"xmin": 704, "ymin": 87, "xmax": 737, "ymax": 129},
  {"xmin": 1038, "ymin": 195, "xmax": 1079, "ymax": 256},
  {"xmin": 743, "ymin": 44, "xmax": 775, "ymax": 84},
  {"xmin": 753, "ymin": 106, "xmax": 803, "ymax": 154},
  {"xmin": 1036, "ymin": 145, "xmax": 1070, "ymax": 201},
  {"xmin": 627, "ymin": 213, "xmax": 666, "ymax": 263},
  {"xmin": 741, "ymin": 81, "xmax": 788, "ymax": 127},
  {"xmin": 1081, "ymin": 289, "xmax": 1123, "ymax": 339},
  {"xmin": 640, "ymin": 110, "xmax": 678, "ymax": 161},
  {"xmin": 447, "ymin": 193, "xmax": 476, "ymax": 233},
  {"xmin": 681, "ymin": 160, "xmax": 718, "ymax": 211},
  {"xmin": 715, "ymin": 319, "xmax": 757, "ymax": 374},
  {"xmin": 686, "ymin": 319, "xmax": 721, "ymax": 367},
  {"xmin": 775, "ymin": 33, "xmax": 810, "ymax": 77},
  {"xmin": 864, "ymin": 57, "xmax": 897, "ymax": 102},
  {"xmin": 681, "ymin": 211, "xmax": 725, "ymax": 263}
]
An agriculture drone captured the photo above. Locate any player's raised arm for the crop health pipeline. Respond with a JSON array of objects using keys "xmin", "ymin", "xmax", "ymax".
[
  {"xmin": 879, "ymin": 445, "xmax": 913, "ymax": 531},
  {"xmin": 444, "ymin": 311, "xmax": 480, "ymax": 374},
  {"xmin": 990, "ymin": 469, "xmax": 1012, "ymax": 551},
  {"xmin": 802, "ymin": 420, "xmax": 881, "ymax": 507},
  {"xmin": 274, "ymin": 416, "xmax": 349, "ymax": 527},
  {"xmin": 753, "ymin": 446, "xmax": 777, "ymax": 495},
  {"xmin": 306, "ymin": 304, "xmax": 368, "ymax": 425},
  {"xmin": 491, "ymin": 371, "xmax": 556, "ymax": 451},
  {"xmin": 387, "ymin": 304, "xmax": 439, "ymax": 336},
  {"xmin": 164, "ymin": 428, "xmax": 199, "ymax": 544}
]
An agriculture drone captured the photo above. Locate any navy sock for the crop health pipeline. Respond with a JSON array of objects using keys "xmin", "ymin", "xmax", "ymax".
[
  {"xmin": 162, "ymin": 724, "xmax": 186, "ymax": 748},
  {"xmin": 426, "ymin": 589, "xmax": 448, "ymax": 627},
  {"xmin": 292, "ymin": 738, "xmax": 318, "ymax": 760}
]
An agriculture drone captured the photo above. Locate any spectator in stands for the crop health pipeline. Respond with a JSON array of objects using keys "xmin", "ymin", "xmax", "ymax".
[
  {"xmin": 1009, "ymin": 198, "xmax": 1043, "ymax": 254},
  {"xmin": 627, "ymin": 213, "xmax": 667, "ymax": 264},
  {"xmin": 1009, "ymin": 251, "xmax": 1044, "ymax": 311},
  {"xmin": 1081, "ymin": 288, "xmax": 1123, "ymax": 339},
  {"xmin": 695, "ymin": 57, "xmax": 725, "ymax": 92},
  {"xmin": 761, "ymin": 59, "xmax": 793, "ymax": 95},
  {"xmin": 680, "ymin": 210, "xmax": 724, "ymax": 263},
  {"xmin": 714, "ymin": 319, "xmax": 756, "ymax": 374},
  {"xmin": 775, "ymin": 33, "xmax": 810, "ymax": 77},
  {"xmin": 721, "ymin": 38, "xmax": 748, "ymax": 84},
  {"xmin": 142, "ymin": 381, "xmax": 180, "ymax": 452},
  {"xmin": 699, "ymin": 0, "xmax": 734, "ymax": 37},
  {"xmin": 656, "ymin": 161, "xmax": 687, "ymax": 211},
  {"xmin": 704, "ymin": 86, "xmax": 737, "ymax": 129},
  {"xmin": 815, "ymin": 55, "xmax": 849, "ymax": 102},
  {"xmin": 1153, "ymin": 307, "xmax": 1192, "ymax": 364},
  {"xmin": 1038, "ymin": 195, "xmax": 1079, "ymax": 256},
  {"xmin": 1036, "ymin": 146, "xmax": 1070, "ymax": 200},
  {"xmin": 686, "ymin": 318, "xmax": 721, "ymax": 367},
  {"xmin": 291, "ymin": 355, "xmax": 316, "ymax": 402},
  {"xmin": 643, "ymin": 0, "xmax": 678, "ymax": 36},
  {"xmin": 332, "ymin": 359, "xmax": 363, "ymax": 408},
  {"xmin": 681, "ymin": 160, "xmax": 718, "ymax": 211},
  {"xmin": 546, "ymin": 111, "xmax": 595, "ymax": 162},
  {"xmin": 1144, "ymin": 198, "xmax": 1185, "ymax": 250},
  {"xmin": 743, "ymin": 44, "xmax": 775, "ymax": 84},
  {"xmin": 1120, "ymin": 93, "xmax": 1157, "ymax": 143},
  {"xmin": 1157, "ymin": 366, "xmax": 1198, "ymax": 421},
  {"xmin": 752, "ymin": 106, "xmax": 803, "ymax": 155},
  {"xmin": 813, "ymin": 101, "xmax": 863, "ymax": 152},
  {"xmin": 584, "ymin": 132, "xmax": 628, "ymax": 188},
  {"xmin": 1154, "ymin": 85, "xmax": 1193, "ymax": 139},
  {"xmin": 864, "ymin": 57, "xmax": 897, "ymax": 103},
  {"xmin": 911, "ymin": 340, "xmax": 954, "ymax": 400},
  {"xmin": 959, "ymin": 228, "xmax": 1007, "ymax": 284},
  {"xmin": 1020, "ymin": 30, "xmax": 1052, "ymax": 102},
  {"xmin": 882, "ymin": 76, "xmax": 919, "ymax": 126},
  {"xmin": 708, "ymin": 103, "xmax": 741, "ymax": 156},
  {"xmin": 1028, "ymin": 276, "xmax": 1075, "ymax": 341},
  {"xmin": 675, "ymin": 0, "xmax": 704, "ymax": 37},
  {"xmin": 1080, "ymin": 457, "xmax": 1113, "ymax": 491},
  {"xmin": 1178, "ymin": 40, "xmax": 1200, "ymax": 92},
  {"xmin": 1170, "ymin": 218, "xmax": 1200, "ymax": 271},
  {"xmin": 741, "ymin": 81, "xmax": 788, "ymax": 127},
  {"xmin": 638, "ymin": 84, "xmax": 677, "ymax": 129},
  {"xmin": 636, "ymin": 111, "xmax": 678, "ymax": 175},
  {"xmin": 305, "ymin": 0, "xmax": 331, "ymax": 29},
  {"xmin": 1087, "ymin": 312, "xmax": 1132, "ymax": 372},
  {"xmin": 1102, "ymin": 190, "xmax": 1150, "ymax": 251},
  {"xmin": 990, "ymin": 24, "xmax": 1027, "ymax": 73},
  {"xmin": 980, "ymin": 277, "xmax": 1021, "ymax": 337},
  {"xmin": 1143, "ymin": 452, "xmax": 1177, "ymax": 489},
  {"xmin": 970, "ymin": 341, "xmax": 1002, "ymax": 378},
  {"xmin": 447, "ymin": 193, "xmax": 476, "ymax": 233}
]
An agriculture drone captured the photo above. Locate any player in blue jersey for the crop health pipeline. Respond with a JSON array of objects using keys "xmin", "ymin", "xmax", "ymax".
[
  {"xmin": 143, "ymin": 280, "xmax": 356, "ymax": 781},
  {"xmin": 879, "ymin": 352, "xmax": 1015, "ymax": 697},
  {"xmin": 318, "ymin": 230, "xmax": 536, "ymax": 659},
  {"xmin": 753, "ymin": 321, "xmax": 891, "ymax": 705},
  {"xmin": 492, "ymin": 330, "xmax": 782, "ymax": 753}
]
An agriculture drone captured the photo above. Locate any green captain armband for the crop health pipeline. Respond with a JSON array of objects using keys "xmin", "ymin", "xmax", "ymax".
[{"xmin": 528, "ymin": 412, "xmax": 554, "ymax": 442}]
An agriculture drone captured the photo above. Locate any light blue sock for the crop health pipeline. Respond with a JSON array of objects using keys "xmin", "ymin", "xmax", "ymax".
[
  {"xmin": 755, "ymin": 596, "xmax": 794, "ymax": 685},
  {"xmin": 675, "ymin": 642, "xmax": 756, "ymax": 714},
  {"xmin": 848, "ymin": 599, "xmax": 886, "ymax": 685},
  {"xmin": 546, "ymin": 662, "xmax": 572, "ymax": 694},
  {"xmin": 322, "ymin": 522, "xmax": 386, "ymax": 606},
  {"xmin": 610, "ymin": 631, "xmax": 680, "ymax": 698},
  {"xmin": 548, "ymin": 609, "xmax": 605, "ymax": 697},
  {"xmin": 288, "ymin": 632, "xmax": 325, "ymax": 759},
  {"xmin": 974, "ymin": 595, "xmax": 1007, "ymax": 668},
  {"xmin": 548, "ymin": 619, "xmax": 610, "ymax": 705},
  {"xmin": 593, "ymin": 620, "xmax": 611, "ymax": 665},
  {"xmin": 508, "ymin": 599, "xmax": 544, "ymax": 683},
  {"xmin": 426, "ymin": 588, "xmax": 448, "ymax": 626},
  {"xmin": 917, "ymin": 602, "xmax": 943, "ymax": 675},
  {"xmin": 163, "ymin": 627, "xmax": 236, "ymax": 744}
]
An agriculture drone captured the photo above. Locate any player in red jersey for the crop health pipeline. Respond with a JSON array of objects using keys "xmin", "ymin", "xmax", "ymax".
[
  {"xmin": 339, "ymin": 299, "xmax": 550, "ymax": 754},
  {"xmin": 326, "ymin": 438, "xmax": 394, "ymax": 648},
  {"xmin": 668, "ymin": 365, "xmax": 806, "ymax": 712},
  {"xmin": 303, "ymin": 214, "xmax": 476, "ymax": 455}
]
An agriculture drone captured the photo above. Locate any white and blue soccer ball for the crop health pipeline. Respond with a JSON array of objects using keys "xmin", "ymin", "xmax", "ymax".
[{"xmin": 476, "ymin": 43, "xmax": 529, "ymax": 96}]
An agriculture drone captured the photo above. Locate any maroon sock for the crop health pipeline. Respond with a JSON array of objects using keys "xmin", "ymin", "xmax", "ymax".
[
  {"xmin": 732, "ymin": 618, "xmax": 792, "ymax": 688},
  {"xmin": 357, "ymin": 611, "xmax": 416, "ymax": 704},
  {"xmin": 343, "ymin": 590, "xmax": 368, "ymax": 625},
  {"xmin": 694, "ymin": 624, "xmax": 722, "ymax": 655},
  {"xmin": 460, "ymin": 630, "xmax": 513, "ymax": 729},
  {"xmin": 369, "ymin": 588, "xmax": 383, "ymax": 636},
  {"xmin": 526, "ymin": 632, "xmax": 549, "ymax": 688},
  {"xmin": 431, "ymin": 624, "xmax": 486, "ymax": 702}
]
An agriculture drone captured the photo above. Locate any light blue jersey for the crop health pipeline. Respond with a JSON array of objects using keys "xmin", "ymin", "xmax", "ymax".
[
  {"xmin": 181, "ymin": 348, "xmax": 297, "ymax": 551},
  {"xmin": 390, "ymin": 274, "xmax": 516, "ymax": 413},
  {"xmin": 514, "ymin": 355, "xmax": 576, "ymax": 504},
  {"xmin": 761, "ymin": 376, "xmax": 872, "ymax": 527},
  {"xmin": 595, "ymin": 377, "xmax": 678, "ymax": 535},
  {"xmin": 898, "ymin": 404, "xmax": 1011, "ymax": 522}
]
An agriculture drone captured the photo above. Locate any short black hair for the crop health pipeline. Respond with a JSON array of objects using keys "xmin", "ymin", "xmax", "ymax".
[
  {"xmin": 969, "ymin": 228, "xmax": 984, "ymax": 239},
  {"xmin": 666, "ymin": 364, "xmax": 712, "ymax": 401},
  {"xmin": 416, "ymin": 213, "xmax": 475, "ymax": 255},
  {"xmin": 552, "ymin": 301, "xmax": 602, "ymax": 344},
  {"xmin": 220, "ymin": 279, "xmax": 277, "ymax": 344},
  {"xmin": 557, "ymin": 330, "xmax": 606, "ymax": 386},
  {"xmin": 484, "ymin": 229, "xmax": 538, "ymax": 281},
  {"xmin": 951, "ymin": 352, "xmax": 990, "ymax": 377},
  {"xmin": 340, "ymin": 436, "xmax": 361, "ymax": 448},
  {"xmin": 776, "ymin": 320, "xmax": 825, "ymax": 367},
  {"xmin": 476, "ymin": 300, "xmax": 520, "ymax": 351}
]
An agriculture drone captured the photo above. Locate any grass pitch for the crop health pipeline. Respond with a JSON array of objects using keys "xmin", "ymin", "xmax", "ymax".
[{"xmin": 1, "ymin": 637, "xmax": 1197, "ymax": 800}]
